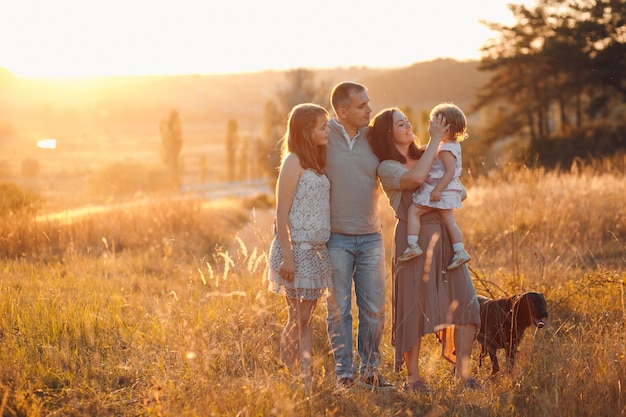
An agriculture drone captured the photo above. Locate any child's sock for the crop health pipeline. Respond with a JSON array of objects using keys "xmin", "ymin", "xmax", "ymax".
[
  {"xmin": 407, "ymin": 235, "xmax": 418, "ymax": 247},
  {"xmin": 452, "ymin": 242, "xmax": 465, "ymax": 252}
]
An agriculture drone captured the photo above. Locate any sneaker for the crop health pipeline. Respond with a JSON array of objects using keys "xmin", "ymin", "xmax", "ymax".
[
  {"xmin": 398, "ymin": 244, "xmax": 423, "ymax": 262},
  {"xmin": 402, "ymin": 379, "xmax": 431, "ymax": 394},
  {"xmin": 335, "ymin": 377, "xmax": 356, "ymax": 392},
  {"xmin": 447, "ymin": 249, "xmax": 471, "ymax": 270},
  {"xmin": 358, "ymin": 374, "xmax": 395, "ymax": 391}
]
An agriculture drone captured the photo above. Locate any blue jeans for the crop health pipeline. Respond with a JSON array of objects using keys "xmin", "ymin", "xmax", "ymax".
[{"xmin": 325, "ymin": 232, "xmax": 386, "ymax": 380}]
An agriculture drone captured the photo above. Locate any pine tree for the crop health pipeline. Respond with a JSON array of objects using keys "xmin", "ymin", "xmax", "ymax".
[{"xmin": 159, "ymin": 109, "xmax": 183, "ymax": 188}]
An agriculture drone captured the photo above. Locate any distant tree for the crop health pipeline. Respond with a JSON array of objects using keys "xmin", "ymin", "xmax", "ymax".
[
  {"xmin": 225, "ymin": 119, "xmax": 239, "ymax": 182},
  {"xmin": 237, "ymin": 136, "xmax": 249, "ymax": 181},
  {"xmin": 198, "ymin": 154, "xmax": 208, "ymax": 184},
  {"xmin": 249, "ymin": 136, "xmax": 261, "ymax": 179},
  {"xmin": 21, "ymin": 158, "xmax": 41, "ymax": 178},
  {"xmin": 259, "ymin": 100, "xmax": 284, "ymax": 178},
  {"xmin": 260, "ymin": 69, "xmax": 330, "ymax": 181},
  {"xmin": 473, "ymin": 0, "xmax": 626, "ymax": 164},
  {"xmin": 159, "ymin": 109, "xmax": 183, "ymax": 187},
  {"xmin": 276, "ymin": 68, "xmax": 329, "ymax": 112}
]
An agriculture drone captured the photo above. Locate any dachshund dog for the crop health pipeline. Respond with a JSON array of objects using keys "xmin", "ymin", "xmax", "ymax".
[{"xmin": 477, "ymin": 292, "xmax": 548, "ymax": 375}]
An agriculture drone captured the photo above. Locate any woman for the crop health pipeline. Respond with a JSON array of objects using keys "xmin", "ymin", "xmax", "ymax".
[
  {"xmin": 267, "ymin": 103, "xmax": 333, "ymax": 384},
  {"xmin": 367, "ymin": 108, "xmax": 481, "ymax": 392}
]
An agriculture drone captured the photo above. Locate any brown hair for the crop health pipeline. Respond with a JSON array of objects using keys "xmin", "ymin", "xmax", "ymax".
[
  {"xmin": 430, "ymin": 102, "xmax": 468, "ymax": 142},
  {"xmin": 330, "ymin": 82, "xmax": 366, "ymax": 115},
  {"xmin": 367, "ymin": 108, "xmax": 422, "ymax": 164},
  {"xmin": 280, "ymin": 103, "xmax": 328, "ymax": 174}
]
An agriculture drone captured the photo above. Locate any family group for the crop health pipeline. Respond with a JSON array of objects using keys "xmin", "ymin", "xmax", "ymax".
[{"xmin": 267, "ymin": 82, "xmax": 480, "ymax": 393}]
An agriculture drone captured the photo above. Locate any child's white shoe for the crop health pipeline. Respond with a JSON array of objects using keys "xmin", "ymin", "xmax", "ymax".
[
  {"xmin": 398, "ymin": 244, "xmax": 423, "ymax": 262},
  {"xmin": 447, "ymin": 249, "xmax": 471, "ymax": 270}
]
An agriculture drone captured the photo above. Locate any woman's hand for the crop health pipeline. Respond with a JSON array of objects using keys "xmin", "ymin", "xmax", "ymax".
[
  {"xmin": 399, "ymin": 114, "xmax": 449, "ymax": 190},
  {"xmin": 428, "ymin": 113, "xmax": 448, "ymax": 143}
]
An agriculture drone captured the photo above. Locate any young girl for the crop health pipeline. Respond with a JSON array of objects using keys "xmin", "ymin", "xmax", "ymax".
[
  {"xmin": 267, "ymin": 103, "xmax": 333, "ymax": 383},
  {"xmin": 398, "ymin": 102, "xmax": 471, "ymax": 270}
]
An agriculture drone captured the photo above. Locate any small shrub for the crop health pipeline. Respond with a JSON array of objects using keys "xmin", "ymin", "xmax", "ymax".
[{"xmin": 0, "ymin": 181, "xmax": 43, "ymax": 216}]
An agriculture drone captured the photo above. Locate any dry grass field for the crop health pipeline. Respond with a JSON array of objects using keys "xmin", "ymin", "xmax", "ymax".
[{"xmin": 0, "ymin": 158, "xmax": 624, "ymax": 416}]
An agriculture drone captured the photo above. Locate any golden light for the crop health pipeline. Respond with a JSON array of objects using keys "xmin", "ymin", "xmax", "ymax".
[
  {"xmin": 37, "ymin": 138, "xmax": 57, "ymax": 149},
  {"xmin": 1, "ymin": 1, "xmax": 537, "ymax": 79}
]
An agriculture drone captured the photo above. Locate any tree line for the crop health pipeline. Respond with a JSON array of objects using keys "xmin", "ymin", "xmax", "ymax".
[
  {"xmin": 471, "ymin": 0, "xmax": 626, "ymax": 167},
  {"xmin": 181, "ymin": 0, "xmax": 626, "ymax": 187}
]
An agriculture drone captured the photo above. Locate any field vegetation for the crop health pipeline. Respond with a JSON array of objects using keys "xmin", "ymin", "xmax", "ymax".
[
  {"xmin": 0, "ymin": 157, "xmax": 624, "ymax": 416},
  {"xmin": 2, "ymin": 1, "xmax": 624, "ymax": 413}
]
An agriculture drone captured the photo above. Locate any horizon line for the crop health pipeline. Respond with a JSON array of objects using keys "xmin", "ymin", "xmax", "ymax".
[{"xmin": 0, "ymin": 57, "xmax": 479, "ymax": 81}]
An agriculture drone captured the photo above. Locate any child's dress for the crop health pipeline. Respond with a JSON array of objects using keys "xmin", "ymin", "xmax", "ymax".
[
  {"xmin": 268, "ymin": 169, "xmax": 332, "ymax": 300},
  {"xmin": 412, "ymin": 141, "xmax": 466, "ymax": 210}
]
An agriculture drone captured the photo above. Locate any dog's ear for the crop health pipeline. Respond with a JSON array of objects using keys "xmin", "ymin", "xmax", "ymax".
[{"xmin": 534, "ymin": 292, "xmax": 547, "ymax": 307}]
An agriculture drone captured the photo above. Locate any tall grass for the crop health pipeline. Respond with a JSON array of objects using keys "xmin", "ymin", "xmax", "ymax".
[
  {"xmin": 1, "ymin": 196, "xmax": 258, "ymax": 261},
  {"xmin": 0, "ymin": 163, "xmax": 624, "ymax": 416}
]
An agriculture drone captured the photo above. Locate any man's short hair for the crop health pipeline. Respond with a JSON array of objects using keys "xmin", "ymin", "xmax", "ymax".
[{"xmin": 330, "ymin": 82, "xmax": 366, "ymax": 114}]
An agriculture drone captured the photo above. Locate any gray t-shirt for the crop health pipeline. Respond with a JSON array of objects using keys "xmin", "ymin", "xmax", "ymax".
[{"xmin": 325, "ymin": 118, "xmax": 382, "ymax": 235}]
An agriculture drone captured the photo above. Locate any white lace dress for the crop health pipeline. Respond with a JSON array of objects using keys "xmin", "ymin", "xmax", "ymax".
[{"xmin": 268, "ymin": 169, "xmax": 332, "ymax": 300}]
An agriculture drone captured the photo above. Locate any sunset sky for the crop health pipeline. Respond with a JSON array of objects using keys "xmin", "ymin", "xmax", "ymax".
[{"xmin": 1, "ymin": 0, "xmax": 535, "ymax": 78}]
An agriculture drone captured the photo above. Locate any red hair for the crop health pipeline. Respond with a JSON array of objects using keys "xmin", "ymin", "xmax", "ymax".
[{"xmin": 280, "ymin": 103, "xmax": 329, "ymax": 174}]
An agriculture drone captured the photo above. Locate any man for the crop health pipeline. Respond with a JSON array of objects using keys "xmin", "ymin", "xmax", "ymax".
[{"xmin": 324, "ymin": 82, "xmax": 393, "ymax": 391}]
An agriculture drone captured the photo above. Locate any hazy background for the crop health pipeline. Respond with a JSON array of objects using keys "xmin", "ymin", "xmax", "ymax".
[
  {"xmin": 0, "ymin": 60, "xmax": 486, "ymax": 185},
  {"xmin": 1, "ymin": 0, "xmax": 534, "ymax": 77},
  {"xmin": 1, "ymin": 0, "xmax": 623, "ymax": 206}
]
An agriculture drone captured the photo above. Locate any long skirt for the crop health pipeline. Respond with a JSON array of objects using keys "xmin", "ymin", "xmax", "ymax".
[{"xmin": 391, "ymin": 190, "xmax": 480, "ymax": 372}]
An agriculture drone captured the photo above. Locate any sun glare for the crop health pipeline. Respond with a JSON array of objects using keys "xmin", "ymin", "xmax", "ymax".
[
  {"xmin": 1, "ymin": 0, "xmax": 536, "ymax": 78},
  {"xmin": 37, "ymin": 139, "xmax": 57, "ymax": 149}
]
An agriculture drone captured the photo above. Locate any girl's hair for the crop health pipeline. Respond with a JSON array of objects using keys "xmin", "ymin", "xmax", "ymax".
[
  {"xmin": 367, "ymin": 108, "xmax": 422, "ymax": 164},
  {"xmin": 280, "ymin": 103, "xmax": 329, "ymax": 174},
  {"xmin": 430, "ymin": 102, "xmax": 469, "ymax": 142}
]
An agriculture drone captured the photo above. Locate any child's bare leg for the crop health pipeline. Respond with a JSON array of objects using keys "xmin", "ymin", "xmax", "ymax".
[
  {"xmin": 406, "ymin": 203, "xmax": 420, "ymax": 237},
  {"xmin": 407, "ymin": 205, "xmax": 431, "ymax": 244},
  {"xmin": 439, "ymin": 209, "xmax": 463, "ymax": 244}
]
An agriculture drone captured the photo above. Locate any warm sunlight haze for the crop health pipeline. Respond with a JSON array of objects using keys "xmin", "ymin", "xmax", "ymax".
[
  {"xmin": 36, "ymin": 139, "xmax": 57, "ymax": 149},
  {"xmin": 2, "ymin": 0, "xmax": 536, "ymax": 78}
]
